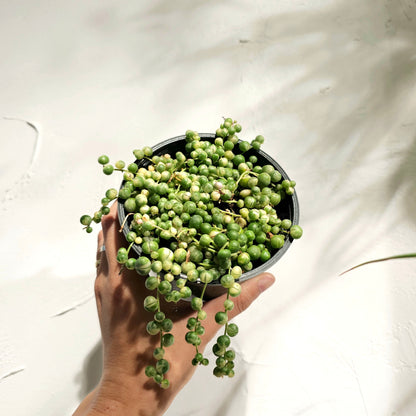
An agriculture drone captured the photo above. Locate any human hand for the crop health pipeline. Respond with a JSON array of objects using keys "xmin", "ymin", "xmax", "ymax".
[{"xmin": 74, "ymin": 203, "xmax": 275, "ymax": 416}]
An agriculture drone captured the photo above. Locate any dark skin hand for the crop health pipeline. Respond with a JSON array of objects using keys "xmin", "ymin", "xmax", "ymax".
[{"xmin": 73, "ymin": 203, "xmax": 275, "ymax": 416}]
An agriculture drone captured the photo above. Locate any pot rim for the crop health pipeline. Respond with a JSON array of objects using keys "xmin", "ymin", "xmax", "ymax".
[{"xmin": 117, "ymin": 133, "xmax": 299, "ymax": 292}]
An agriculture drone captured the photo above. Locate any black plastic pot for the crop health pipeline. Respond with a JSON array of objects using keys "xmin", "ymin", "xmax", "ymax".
[{"xmin": 118, "ymin": 133, "xmax": 299, "ymax": 299}]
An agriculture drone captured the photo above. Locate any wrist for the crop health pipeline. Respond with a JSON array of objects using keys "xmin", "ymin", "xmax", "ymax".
[{"xmin": 91, "ymin": 370, "xmax": 168, "ymax": 416}]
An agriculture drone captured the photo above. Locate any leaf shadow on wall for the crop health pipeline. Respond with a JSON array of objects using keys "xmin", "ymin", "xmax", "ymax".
[
  {"xmin": 78, "ymin": 1, "xmax": 416, "ymax": 413},
  {"xmin": 245, "ymin": 2, "xmax": 416, "ymax": 413},
  {"xmin": 258, "ymin": 0, "xmax": 416, "ymax": 254}
]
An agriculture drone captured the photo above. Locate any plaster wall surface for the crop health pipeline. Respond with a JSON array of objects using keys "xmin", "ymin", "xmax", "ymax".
[{"xmin": 0, "ymin": 1, "xmax": 415, "ymax": 415}]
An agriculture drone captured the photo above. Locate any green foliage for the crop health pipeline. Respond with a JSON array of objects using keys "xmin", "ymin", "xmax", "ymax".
[{"xmin": 81, "ymin": 117, "xmax": 303, "ymax": 387}]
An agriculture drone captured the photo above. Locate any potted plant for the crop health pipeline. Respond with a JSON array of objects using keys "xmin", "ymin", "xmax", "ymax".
[{"xmin": 80, "ymin": 117, "xmax": 303, "ymax": 388}]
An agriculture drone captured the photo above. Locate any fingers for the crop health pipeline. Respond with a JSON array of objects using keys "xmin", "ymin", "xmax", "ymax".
[
  {"xmin": 96, "ymin": 230, "xmax": 104, "ymax": 261},
  {"xmin": 101, "ymin": 202, "xmax": 123, "ymax": 273},
  {"xmin": 96, "ymin": 230, "xmax": 109, "ymax": 276},
  {"xmin": 204, "ymin": 273, "xmax": 275, "ymax": 323},
  {"xmin": 228, "ymin": 273, "xmax": 275, "ymax": 319},
  {"xmin": 95, "ymin": 230, "xmax": 105, "ymax": 316}
]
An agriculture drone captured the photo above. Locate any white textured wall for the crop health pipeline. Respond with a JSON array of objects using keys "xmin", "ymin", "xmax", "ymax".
[{"xmin": 1, "ymin": 1, "xmax": 415, "ymax": 415}]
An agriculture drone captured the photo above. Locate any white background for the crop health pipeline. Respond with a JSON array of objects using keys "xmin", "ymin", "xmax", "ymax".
[{"xmin": 1, "ymin": 1, "xmax": 415, "ymax": 415}]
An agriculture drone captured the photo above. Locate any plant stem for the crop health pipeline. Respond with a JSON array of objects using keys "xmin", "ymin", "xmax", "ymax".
[
  {"xmin": 340, "ymin": 252, "xmax": 416, "ymax": 276},
  {"xmin": 119, "ymin": 212, "xmax": 134, "ymax": 232},
  {"xmin": 193, "ymin": 280, "xmax": 209, "ymax": 358},
  {"xmin": 156, "ymin": 278, "xmax": 164, "ymax": 349},
  {"xmin": 223, "ymin": 289, "xmax": 230, "ymax": 336},
  {"xmin": 235, "ymin": 170, "xmax": 250, "ymax": 187},
  {"xmin": 200, "ymin": 280, "xmax": 209, "ymax": 300},
  {"xmin": 126, "ymin": 242, "xmax": 134, "ymax": 256},
  {"xmin": 217, "ymin": 208, "xmax": 240, "ymax": 217}
]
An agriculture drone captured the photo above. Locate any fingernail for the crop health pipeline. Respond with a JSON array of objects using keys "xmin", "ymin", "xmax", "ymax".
[{"xmin": 257, "ymin": 273, "xmax": 275, "ymax": 293}]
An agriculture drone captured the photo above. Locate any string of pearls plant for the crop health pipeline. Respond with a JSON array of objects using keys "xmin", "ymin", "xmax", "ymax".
[{"xmin": 81, "ymin": 117, "xmax": 303, "ymax": 388}]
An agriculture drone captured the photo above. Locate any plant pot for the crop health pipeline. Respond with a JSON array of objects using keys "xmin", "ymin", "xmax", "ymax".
[{"xmin": 117, "ymin": 133, "xmax": 299, "ymax": 299}]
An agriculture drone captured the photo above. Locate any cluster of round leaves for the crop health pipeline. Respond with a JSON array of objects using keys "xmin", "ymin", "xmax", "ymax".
[{"xmin": 80, "ymin": 117, "xmax": 303, "ymax": 387}]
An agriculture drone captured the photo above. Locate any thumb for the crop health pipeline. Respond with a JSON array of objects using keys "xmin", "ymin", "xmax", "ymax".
[
  {"xmin": 228, "ymin": 272, "xmax": 275, "ymax": 320},
  {"xmin": 204, "ymin": 272, "xmax": 275, "ymax": 322}
]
